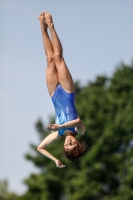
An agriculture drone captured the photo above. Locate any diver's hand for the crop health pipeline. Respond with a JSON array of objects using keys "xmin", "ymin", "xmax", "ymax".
[
  {"xmin": 46, "ymin": 124, "xmax": 62, "ymax": 131},
  {"xmin": 54, "ymin": 159, "xmax": 65, "ymax": 168}
]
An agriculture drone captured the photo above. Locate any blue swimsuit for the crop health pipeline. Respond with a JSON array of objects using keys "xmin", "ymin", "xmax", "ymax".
[{"xmin": 51, "ymin": 84, "xmax": 78, "ymax": 136}]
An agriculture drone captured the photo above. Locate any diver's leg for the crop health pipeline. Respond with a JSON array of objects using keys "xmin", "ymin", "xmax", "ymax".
[
  {"xmin": 39, "ymin": 12, "xmax": 58, "ymax": 96},
  {"xmin": 44, "ymin": 12, "xmax": 75, "ymax": 93}
]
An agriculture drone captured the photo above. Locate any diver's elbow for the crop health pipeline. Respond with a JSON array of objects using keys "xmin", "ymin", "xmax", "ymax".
[{"xmin": 37, "ymin": 146, "xmax": 42, "ymax": 151}]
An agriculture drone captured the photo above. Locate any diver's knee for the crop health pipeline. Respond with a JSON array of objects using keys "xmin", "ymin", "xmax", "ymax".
[
  {"xmin": 46, "ymin": 55, "xmax": 54, "ymax": 63},
  {"xmin": 54, "ymin": 52, "xmax": 63, "ymax": 62}
]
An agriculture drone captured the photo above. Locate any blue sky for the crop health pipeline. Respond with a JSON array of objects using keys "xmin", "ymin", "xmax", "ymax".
[{"xmin": 0, "ymin": 0, "xmax": 133, "ymax": 195}]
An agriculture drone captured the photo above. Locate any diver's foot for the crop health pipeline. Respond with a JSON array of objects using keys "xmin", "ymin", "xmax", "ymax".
[
  {"xmin": 39, "ymin": 12, "xmax": 48, "ymax": 30},
  {"xmin": 44, "ymin": 12, "xmax": 54, "ymax": 29}
]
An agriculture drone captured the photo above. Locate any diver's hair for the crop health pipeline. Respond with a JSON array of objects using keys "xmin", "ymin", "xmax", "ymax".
[{"xmin": 63, "ymin": 138, "xmax": 91, "ymax": 162}]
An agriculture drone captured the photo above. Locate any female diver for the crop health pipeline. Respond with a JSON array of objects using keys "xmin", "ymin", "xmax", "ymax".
[{"xmin": 37, "ymin": 12, "xmax": 89, "ymax": 168}]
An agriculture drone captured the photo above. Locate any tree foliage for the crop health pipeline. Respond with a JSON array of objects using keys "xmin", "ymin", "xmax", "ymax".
[
  {"xmin": 0, "ymin": 180, "xmax": 19, "ymax": 200},
  {"xmin": 21, "ymin": 62, "xmax": 133, "ymax": 200}
]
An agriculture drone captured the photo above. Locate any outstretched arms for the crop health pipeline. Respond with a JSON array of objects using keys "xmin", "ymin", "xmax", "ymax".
[
  {"xmin": 37, "ymin": 131, "xmax": 65, "ymax": 168},
  {"xmin": 47, "ymin": 118, "xmax": 85, "ymax": 135}
]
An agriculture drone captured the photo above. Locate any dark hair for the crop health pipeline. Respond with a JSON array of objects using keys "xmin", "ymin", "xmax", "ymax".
[{"xmin": 63, "ymin": 138, "xmax": 91, "ymax": 162}]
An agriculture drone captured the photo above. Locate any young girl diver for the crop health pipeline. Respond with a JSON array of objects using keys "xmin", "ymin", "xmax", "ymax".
[{"xmin": 37, "ymin": 12, "xmax": 89, "ymax": 168}]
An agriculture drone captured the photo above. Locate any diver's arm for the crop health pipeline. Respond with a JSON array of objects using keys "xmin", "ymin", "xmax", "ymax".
[
  {"xmin": 47, "ymin": 118, "xmax": 85, "ymax": 135},
  {"xmin": 74, "ymin": 119, "xmax": 85, "ymax": 135},
  {"xmin": 37, "ymin": 131, "xmax": 65, "ymax": 168},
  {"xmin": 62, "ymin": 118, "xmax": 85, "ymax": 135}
]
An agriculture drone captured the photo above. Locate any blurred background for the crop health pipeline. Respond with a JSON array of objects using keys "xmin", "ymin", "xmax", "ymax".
[{"xmin": 0, "ymin": 0, "xmax": 133, "ymax": 199}]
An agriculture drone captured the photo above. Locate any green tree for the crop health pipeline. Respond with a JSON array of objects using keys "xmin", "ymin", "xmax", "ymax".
[
  {"xmin": 0, "ymin": 180, "xmax": 19, "ymax": 200},
  {"xmin": 22, "ymin": 62, "xmax": 133, "ymax": 200}
]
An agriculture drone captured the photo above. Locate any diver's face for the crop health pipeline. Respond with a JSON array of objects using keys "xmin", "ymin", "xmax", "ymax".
[{"xmin": 64, "ymin": 135, "xmax": 79, "ymax": 150}]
